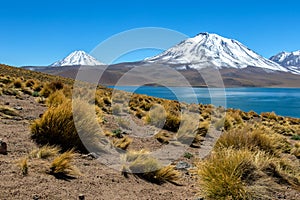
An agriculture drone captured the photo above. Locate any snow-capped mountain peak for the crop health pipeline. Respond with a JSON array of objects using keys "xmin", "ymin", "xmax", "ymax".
[
  {"xmin": 270, "ymin": 50, "xmax": 300, "ymax": 74},
  {"xmin": 145, "ymin": 32, "xmax": 288, "ymax": 72},
  {"xmin": 50, "ymin": 50, "xmax": 104, "ymax": 66}
]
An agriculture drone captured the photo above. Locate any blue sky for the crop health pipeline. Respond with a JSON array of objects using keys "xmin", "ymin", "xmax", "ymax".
[{"xmin": 0, "ymin": 0, "xmax": 299, "ymax": 66}]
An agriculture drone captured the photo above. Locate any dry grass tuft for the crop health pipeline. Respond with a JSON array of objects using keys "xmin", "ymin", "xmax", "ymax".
[
  {"xmin": 291, "ymin": 142, "xmax": 300, "ymax": 158},
  {"xmin": 215, "ymin": 125, "xmax": 286, "ymax": 155},
  {"xmin": 214, "ymin": 116, "xmax": 232, "ymax": 131},
  {"xmin": 196, "ymin": 148, "xmax": 254, "ymax": 200},
  {"xmin": 155, "ymin": 131, "xmax": 173, "ymax": 144},
  {"xmin": 31, "ymin": 99, "xmax": 102, "ymax": 153},
  {"xmin": 13, "ymin": 78, "xmax": 23, "ymax": 88},
  {"xmin": 123, "ymin": 150, "xmax": 181, "ymax": 184},
  {"xmin": 30, "ymin": 145, "xmax": 60, "ymax": 159},
  {"xmin": 50, "ymin": 150, "xmax": 80, "ymax": 176},
  {"xmin": 0, "ymin": 105, "xmax": 19, "ymax": 117},
  {"xmin": 19, "ymin": 157, "xmax": 29, "ymax": 176},
  {"xmin": 145, "ymin": 104, "xmax": 166, "ymax": 128},
  {"xmin": 113, "ymin": 136, "xmax": 132, "ymax": 150},
  {"xmin": 46, "ymin": 90, "xmax": 68, "ymax": 107},
  {"xmin": 25, "ymin": 79, "xmax": 35, "ymax": 87}
]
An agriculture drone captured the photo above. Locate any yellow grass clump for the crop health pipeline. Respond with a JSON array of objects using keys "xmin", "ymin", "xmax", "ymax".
[
  {"xmin": 31, "ymin": 99, "xmax": 102, "ymax": 153},
  {"xmin": 113, "ymin": 136, "xmax": 132, "ymax": 150},
  {"xmin": 123, "ymin": 150, "xmax": 181, "ymax": 184},
  {"xmin": 145, "ymin": 104, "xmax": 166, "ymax": 128},
  {"xmin": 0, "ymin": 105, "xmax": 19, "ymax": 117},
  {"xmin": 13, "ymin": 78, "xmax": 24, "ymax": 88},
  {"xmin": 291, "ymin": 142, "xmax": 300, "ymax": 158},
  {"xmin": 46, "ymin": 90, "xmax": 68, "ymax": 107},
  {"xmin": 30, "ymin": 145, "xmax": 60, "ymax": 159},
  {"xmin": 196, "ymin": 148, "xmax": 254, "ymax": 200},
  {"xmin": 215, "ymin": 125, "xmax": 287, "ymax": 155},
  {"xmin": 50, "ymin": 150, "xmax": 80, "ymax": 176},
  {"xmin": 19, "ymin": 157, "xmax": 29, "ymax": 176}
]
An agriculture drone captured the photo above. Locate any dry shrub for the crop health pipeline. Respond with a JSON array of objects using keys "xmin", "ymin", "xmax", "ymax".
[
  {"xmin": 261, "ymin": 112, "xmax": 278, "ymax": 121},
  {"xmin": 155, "ymin": 131, "xmax": 172, "ymax": 144},
  {"xmin": 291, "ymin": 142, "xmax": 300, "ymax": 158},
  {"xmin": 13, "ymin": 78, "xmax": 23, "ymax": 88},
  {"xmin": 176, "ymin": 113, "xmax": 200, "ymax": 146},
  {"xmin": 0, "ymin": 75, "xmax": 12, "ymax": 84},
  {"xmin": 197, "ymin": 148, "xmax": 300, "ymax": 200},
  {"xmin": 214, "ymin": 116, "xmax": 232, "ymax": 131},
  {"xmin": 0, "ymin": 105, "xmax": 19, "ymax": 117},
  {"xmin": 113, "ymin": 136, "xmax": 132, "ymax": 150},
  {"xmin": 30, "ymin": 145, "xmax": 60, "ymax": 159},
  {"xmin": 145, "ymin": 104, "xmax": 166, "ymax": 127},
  {"xmin": 50, "ymin": 150, "xmax": 80, "ymax": 176},
  {"xmin": 46, "ymin": 90, "xmax": 68, "ymax": 107},
  {"xmin": 124, "ymin": 150, "xmax": 181, "ymax": 184},
  {"xmin": 31, "ymin": 99, "xmax": 102, "ymax": 153},
  {"xmin": 22, "ymin": 87, "xmax": 33, "ymax": 95},
  {"xmin": 25, "ymin": 79, "xmax": 35, "ymax": 87},
  {"xmin": 230, "ymin": 110, "xmax": 244, "ymax": 125},
  {"xmin": 188, "ymin": 103, "xmax": 199, "ymax": 113},
  {"xmin": 19, "ymin": 157, "xmax": 29, "ymax": 176},
  {"xmin": 2, "ymin": 87, "xmax": 19, "ymax": 96},
  {"xmin": 163, "ymin": 113, "xmax": 181, "ymax": 132},
  {"xmin": 40, "ymin": 81, "xmax": 64, "ymax": 98},
  {"xmin": 196, "ymin": 148, "xmax": 254, "ymax": 200},
  {"xmin": 215, "ymin": 125, "xmax": 286, "ymax": 155},
  {"xmin": 197, "ymin": 120, "xmax": 210, "ymax": 136},
  {"xmin": 32, "ymin": 81, "xmax": 43, "ymax": 92}
]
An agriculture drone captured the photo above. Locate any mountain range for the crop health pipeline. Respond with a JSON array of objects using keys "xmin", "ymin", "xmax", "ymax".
[
  {"xmin": 48, "ymin": 33, "xmax": 299, "ymax": 75},
  {"xmin": 22, "ymin": 33, "xmax": 300, "ymax": 87}
]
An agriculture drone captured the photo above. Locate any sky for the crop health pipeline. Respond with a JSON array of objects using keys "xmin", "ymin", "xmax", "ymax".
[{"xmin": 0, "ymin": 0, "xmax": 299, "ymax": 66}]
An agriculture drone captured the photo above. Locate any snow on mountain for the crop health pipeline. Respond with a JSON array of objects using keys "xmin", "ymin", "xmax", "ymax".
[
  {"xmin": 50, "ymin": 50, "xmax": 104, "ymax": 66},
  {"xmin": 270, "ymin": 51, "xmax": 300, "ymax": 74},
  {"xmin": 145, "ymin": 33, "xmax": 289, "ymax": 72}
]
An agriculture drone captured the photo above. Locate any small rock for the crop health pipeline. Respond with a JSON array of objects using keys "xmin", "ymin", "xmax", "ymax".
[
  {"xmin": 0, "ymin": 139, "xmax": 7, "ymax": 155},
  {"xmin": 14, "ymin": 106, "xmax": 23, "ymax": 111},
  {"xmin": 87, "ymin": 152, "xmax": 98, "ymax": 159},
  {"xmin": 4, "ymin": 102, "xmax": 9, "ymax": 105},
  {"xmin": 33, "ymin": 194, "xmax": 40, "ymax": 200},
  {"xmin": 79, "ymin": 194, "xmax": 85, "ymax": 200},
  {"xmin": 82, "ymin": 152, "xmax": 98, "ymax": 160},
  {"xmin": 176, "ymin": 161, "xmax": 191, "ymax": 170}
]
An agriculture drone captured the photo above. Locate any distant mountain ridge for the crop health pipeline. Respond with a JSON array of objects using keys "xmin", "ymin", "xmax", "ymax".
[
  {"xmin": 270, "ymin": 50, "xmax": 300, "ymax": 74},
  {"xmin": 145, "ymin": 32, "xmax": 289, "ymax": 73},
  {"xmin": 50, "ymin": 50, "xmax": 104, "ymax": 66}
]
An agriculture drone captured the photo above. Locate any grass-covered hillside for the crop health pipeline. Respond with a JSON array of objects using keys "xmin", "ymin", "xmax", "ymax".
[{"xmin": 0, "ymin": 64, "xmax": 300, "ymax": 199}]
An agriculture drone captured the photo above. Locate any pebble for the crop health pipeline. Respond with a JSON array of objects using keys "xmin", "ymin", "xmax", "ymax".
[
  {"xmin": 14, "ymin": 106, "xmax": 23, "ymax": 110},
  {"xmin": 0, "ymin": 139, "xmax": 7, "ymax": 155},
  {"xmin": 175, "ymin": 161, "xmax": 191, "ymax": 170}
]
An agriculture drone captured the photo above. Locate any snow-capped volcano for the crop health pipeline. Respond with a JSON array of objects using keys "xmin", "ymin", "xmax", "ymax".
[
  {"xmin": 50, "ymin": 50, "xmax": 104, "ymax": 66},
  {"xmin": 145, "ymin": 33, "xmax": 288, "ymax": 72},
  {"xmin": 270, "ymin": 50, "xmax": 300, "ymax": 74}
]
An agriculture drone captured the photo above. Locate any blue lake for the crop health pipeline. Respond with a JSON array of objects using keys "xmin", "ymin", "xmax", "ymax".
[{"xmin": 109, "ymin": 86, "xmax": 300, "ymax": 118}]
